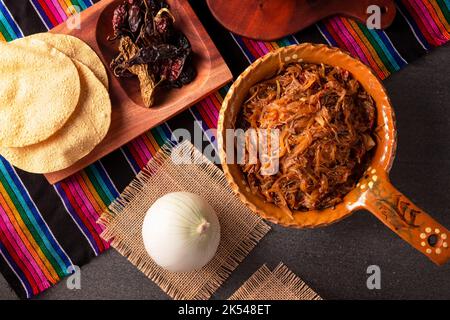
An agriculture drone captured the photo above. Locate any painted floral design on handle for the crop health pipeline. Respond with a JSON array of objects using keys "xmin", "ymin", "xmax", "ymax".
[{"xmin": 359, "ymin": 166, "xmax": 449, "ymax": 266}]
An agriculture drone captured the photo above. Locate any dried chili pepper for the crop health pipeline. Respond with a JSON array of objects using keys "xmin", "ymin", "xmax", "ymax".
[
  {"xmin": 154, "ymin": 9, "xmax": 175, "ymax": 34},
  {"xmin": 116, "ymin": 36, "xmax": 157, "ymax": 107},
  {"xmin": 108, "ymin": 0, "xmax": 196, "ymax": 108},
  {"xmin": 109, "ymin": 4, "xmax": 128, "ymax": 40},
  {"xmin": 128, "ymin": 4, "xmax": 142, "ymax": 34}
]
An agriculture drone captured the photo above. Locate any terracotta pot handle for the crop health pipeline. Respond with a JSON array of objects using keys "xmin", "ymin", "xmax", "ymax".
[{"xmin": 359, "ymin": 167, "xmax": 450, "ymax": 265}]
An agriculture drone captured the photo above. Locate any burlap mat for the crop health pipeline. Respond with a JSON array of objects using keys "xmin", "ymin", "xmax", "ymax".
[
  {"xmin": 98, "ymin": 141, "xmax": 271, "ymax": 300},
  {"xmin": 229, "ymin": 263, "xmax": 322, "ymax": 300}
]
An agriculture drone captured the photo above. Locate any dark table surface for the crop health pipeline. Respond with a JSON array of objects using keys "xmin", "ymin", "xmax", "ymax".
[{"xmin": 0, "ymin": 43, "xmax": 449, "ymax": 301}]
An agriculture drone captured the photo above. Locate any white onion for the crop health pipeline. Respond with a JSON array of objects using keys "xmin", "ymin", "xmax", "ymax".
[{"xmin": 142, "ymin": 192, "xmax": 221, "ymax": 272}]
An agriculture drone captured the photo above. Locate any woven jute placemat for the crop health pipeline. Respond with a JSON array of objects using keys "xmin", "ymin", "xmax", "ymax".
[
  {"xmin": 98, "ymin": 141, "xmax": 271, "ymax": 300},
  {"xmin": 229, "ymin": 263, "xmax": 322, "ymax": 300}
]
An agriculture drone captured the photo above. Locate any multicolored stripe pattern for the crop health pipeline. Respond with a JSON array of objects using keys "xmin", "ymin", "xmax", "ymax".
[
  {"xmin": 0, "ymin": 157, "xmax": 72, "ymax": 298},
  {"xmin": 317, "ymin": 17, "xmax": 408, "ymax": 79},
  {"xmin": 30, "ymin": 0, "xmax": 93, "ymax": 30},
  {"xmin": 54, "ymin": 162, "xmax": 118, "ymax": 256},
  {"xmin": 398, "ymin": 0, "xmax": 450, "ymax": 49},
  {"xmin": 121, "ymin": 124, "xmax": 172, "ymax": 173},
  {"xmin": 0, "ymin": 0, "xmax": 449, "ymax": 299},
  {"xmin": 0, "ymin": 0, "xmax": 23, "ymax": 41}
]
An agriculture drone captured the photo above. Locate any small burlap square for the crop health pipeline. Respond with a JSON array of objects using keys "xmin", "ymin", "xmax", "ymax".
[
  {"xmin": 229, "ymin": 263, "xmax": 322, "ymax": 300},
  {"xmin": 98, "ymin": 141, "xmax": 271, "ymax": 300}
]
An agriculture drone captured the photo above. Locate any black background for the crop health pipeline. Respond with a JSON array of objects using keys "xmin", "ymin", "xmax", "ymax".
[
  {"xmin": 4, "ymin": 42, "xmax": 445, "ymax": 301},
  {"xmin": 0, "ymin": 0, "xmax": 449, "ymax": 300}
]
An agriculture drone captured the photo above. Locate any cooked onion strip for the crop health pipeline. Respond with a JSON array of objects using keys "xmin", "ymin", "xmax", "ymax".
[{"xmin": 238, "ymin": 62, "xmax": 376, "ymax": 212}]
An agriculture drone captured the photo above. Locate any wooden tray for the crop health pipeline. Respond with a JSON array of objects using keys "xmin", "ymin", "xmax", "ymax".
[
  {"xmin": 207, "ymin": 0, "xmax": 396, "ymax": 41},
  {"xmin": 45, "ymin": 0, "xmax": 232, "ymax": 184}
]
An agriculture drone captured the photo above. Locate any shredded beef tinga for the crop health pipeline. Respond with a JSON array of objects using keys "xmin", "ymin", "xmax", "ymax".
[{"xmin": 238, "ymin": 62, "xmax": 376, "ymax": 212}]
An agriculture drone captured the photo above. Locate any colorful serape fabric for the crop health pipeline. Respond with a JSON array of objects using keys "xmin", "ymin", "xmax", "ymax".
[{"xmin": 0, "ymin": 0, "xmax": 449, "ymax": 298}]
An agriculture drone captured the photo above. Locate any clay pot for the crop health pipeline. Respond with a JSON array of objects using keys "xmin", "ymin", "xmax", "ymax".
[{"xmin": 218, "ymin": 44, "xmax": 449, "ymax": 265}]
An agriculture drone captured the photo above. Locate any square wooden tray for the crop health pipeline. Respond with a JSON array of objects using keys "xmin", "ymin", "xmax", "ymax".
[{"xmin": 44, "ymin": 0, "xmax": 232, "ymax": 184}]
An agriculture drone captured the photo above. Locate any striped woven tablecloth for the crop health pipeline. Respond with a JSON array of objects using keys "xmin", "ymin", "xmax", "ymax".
[{"xmin": 0, "ymin": 0, "xmax": 449, "ymax": 299}]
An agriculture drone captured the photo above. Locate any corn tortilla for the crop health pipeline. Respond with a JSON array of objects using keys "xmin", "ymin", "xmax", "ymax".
[
  {"xmin": 0, "ymin": 61, "xmax": 112, "ymax": 174},
  {"xmin": 18, "ymin": 33, "xmax": 109, "ymax": 88},
  {"xmin": 0, "ymin": 38, "xmax": 80, "ymax": 147}
]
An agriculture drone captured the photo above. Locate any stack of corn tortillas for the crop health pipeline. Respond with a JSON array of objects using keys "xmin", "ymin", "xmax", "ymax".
[{"xmin": 0, "ymin": 33, "xmax": 111, "ymax": 174}]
